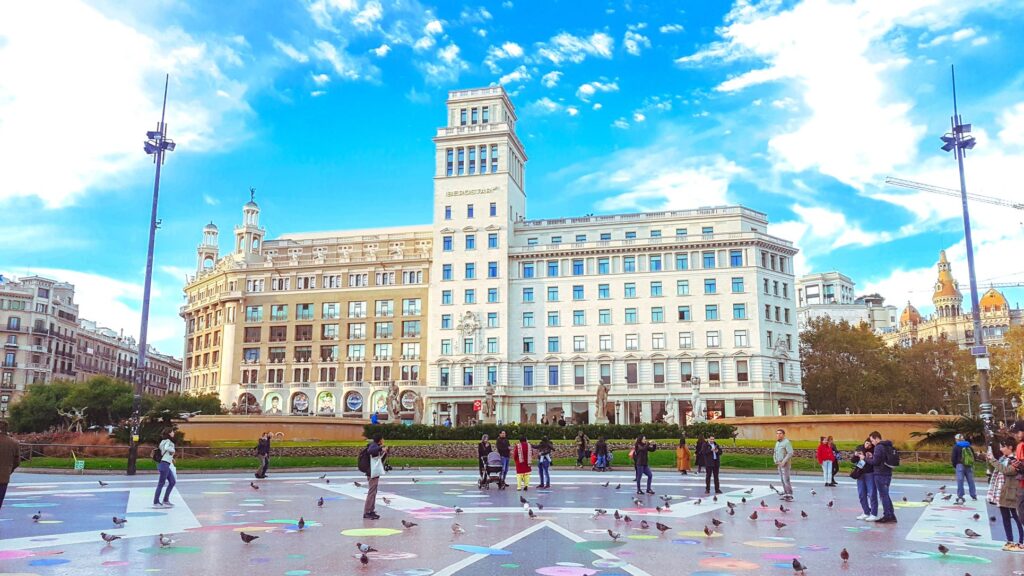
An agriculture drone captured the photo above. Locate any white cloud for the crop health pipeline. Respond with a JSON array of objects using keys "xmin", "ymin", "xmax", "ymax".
[
  {"xmin": 535, "ymin": 31, "xmax": 614, "ymax": 66},
  {"xmin": 0, "ymin": 222, "xmax": 91, "ymax": 253},
  {"xmin": 624, "ymin": 30, "xmax": 651, "ymax": 56},
  {"xmin": 566, "ymin": 106, "xmax": 579, "ymax": 117},
  {"xmin": 593, "ymin": 103, "xmax": 603, "ymax": 110},
  {"xmin": 311, "ymin": 40, "xmax": 362, "ymax": 80},
  {"xmin": 424, "ymin": 19, "xmax": 444, "ymax": 35},
  {"xmin": 312, "ymin": 73, "xmax": 331, "ymax": 85},
  {"xmin": 920, "ymin": 26, "xmax": 978, "ymax": 47},
  {"xmin": 352, "ymin": 0, "xmax": 383, "ymax": 29},
  {"xmin": 310, "ymin": 90, "xmax": 327, "ymax": 97},
  {"xmin": 413, "ymin": 36, "xmax": 436, "ymax": 51},
  {"xmin": 272, "ymin": 37, "xmax": 309, "ymax": 63},
  {"xmin": 529, "ymin": 97, "xmax": 562, "ymax": 114},
  {"xmin": 502, "ymin": 1, "xmax": 514, "ymax": 8},
  {"xmin": 372, "ymin": 43, "xmax": 391, "ymax": 57},
  {"xmin": 419, "ymin": 43, "xmax": 467, "ymax": 85},
  {"xmin": 612, "ymin": 118, "xmax": 630, "ymax": 129},
  {"xmin": 998, "ymin": 102, "xmax": 1024, "ymax": 147},
  {"xmin": 541, "ymin": 70, "xmax": 563, "ymax": 88},
  {"xmin": 498, "ymin": 65, "xmax": 530, "ymax": 85},
  {"xmin": 633, "ymin": 112, "xmax": 646, "ymax": 122},
  {"xmin": 659, "ymin": 24, "xmax": 684, "ymax": 33},
  {"xmin": 484, "ymin": 41, "xmax": 525, "ymax": 73},
  {"xmin": 305, "ymin": 0, "xmax": 359, "ymax": 31},
  {"xmin": 202, "ymin": 194, "xmax": 219, "ymax": 206},
  {"xmin": 460, "ymin": 7, "xmax": 492, "ymax": 23},
  {"xmin": 575, "ymin": 80, "xmax": 619, "ymax": 102},
  {"xmin": 0, "ymin": 1, "xmax": 255, "ymax": 208}
]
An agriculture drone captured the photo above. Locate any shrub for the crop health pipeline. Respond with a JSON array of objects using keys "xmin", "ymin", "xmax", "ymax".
[{"xmin": 363, "ymin": 422, "xmax": 737, "ymax": 442}]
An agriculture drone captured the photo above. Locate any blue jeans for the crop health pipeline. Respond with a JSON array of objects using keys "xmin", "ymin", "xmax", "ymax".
[
  {"xmin": 857, "ymin": 472, "xmax": 877, "ymax": 516},
  {"xmin": 635, "ymin": 464, "xmax": 653, "ymax": 492},
  {"xmin": 873, "ymin": 474, "xmax": 894, "ymax": 519},
  {"xmin": 956, "ymin": 464, "xmax": 977, "ymax": 499},
  {"xmin": 538, "ymin": 459, "xmax": 551, "ymax": 486},
  {"xmin": 154, "ymin": 461, "xmax": 176, "ymax": 504},
  {"xmin": 500, "ymin": 456, "xmax": 510, "ymax": 481},
  {"xmin": 596, "ymin": 454, "xmax": 607, "ymax": 469}
]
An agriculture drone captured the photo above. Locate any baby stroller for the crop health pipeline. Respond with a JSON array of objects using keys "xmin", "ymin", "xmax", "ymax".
[{"xmin": 479, "ymin": 451, "xmax": 507, "ymax": 489}]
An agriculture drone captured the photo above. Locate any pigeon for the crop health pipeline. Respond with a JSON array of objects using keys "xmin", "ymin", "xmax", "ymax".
[
  {"xmin": 250, "ymin": 482, "xmax": 259, "ymax": 490},
  {"xmin": 965, "ymin": 528, "xmax": 981, "ymax": 538},
  {"xmin": 749, "ymin": 511, "xmax": 758, "ymax": 520},
  {"xmin": 840, "ymin": 548, "xmax": 849, "ymax": 564},
  {"xmin": 319, "ymin": 473, "xmax": 327, "ymax": 479},
  {"xmin": 402, "ymin": 520, "xmax": 419, "ymax": 529},
  {"xmin": 452, "ymin": 523, "xmax": 465, "ymax": 534},
  {"xmin": 112, "ymin": 516, "xmax": 127, "ymax": 528},
  {"xmin": 800, "ymin": 510, "xmax": 808, "ymax": 519},
  {"xmin": 159, "ymin": 534, "xmax": 173, "ymax": 548},
  {"xmin": 624, "ymin": 515, "xmax": 633, "ymax": 524},
  {"xmin": 792, "ymin": 558, "xmax": 807, "ymax": 574},
  {"xmin": 938, "ymin": 544, "xmax": 949, "ymax": 555},
  {"xmin": 741, "ymin": 497, "xmax": 747, "ymax": 504},
  {"xmin": 523, "ymin": 503, "xmax": 531, "ymax": 510},
  {"xmin": 902, "ymin": 496, "xmax": 908, "ymax": 502},
  {"xmin": 438, "ymin": 470, "xmax": 444, "ymax": 474},
  {"xmin": 98, "ymin": 480, "xmax": 109, "ymax": 487},
  {"xmin": 694, "ymin": 499, "xmax": 702, "ymax": 506},
  {"xmin": 655, "ymin": 506, "xmax": 664, "ymax": 513},
  {"xmin": 411, "ymin": 478, "xmax": 419, "ymax": 483},
  {"xmin": 354, "ymin": 481, "xmax": 362, "ymax": 488},
  {"xmin": 633, "ymin": 498, "xmax": 643, "ymax": 507},
  {"xmin": 972, "ymin": 513, "xmax": 980, "ymax": 521},
  {"xmin": 827, "ymin": 500, "xmax": 835, "ymax": 509},
  {"xmin": 810, "ymin": 489, "xmax": 817, "ymax": 496},
  {"xmin": 101, "ymin": 532, "xmax": 122, "ymax": 544},
  {"xmin": 594, "ymin": 509, "xmax": 608, "ymax": 516},
  {"xmin": 607, "ymin": 529, "xmax": 621, "ymax": 541},
  {"xmin": 537, "ymin": 503, "xmax": 544, "ymax": 510},
  {"xmin": 240, "ymin": 532, "xmax": 259, "ymax": 544},
  {"xmin": 704, "ymin": 525, "xmax": 714, "ymax": 537},
  {"xmin": 317, "ymin": 497, "xmax": 324, "ymax": 508},
  {"xmin": 743, "ymin": 488, "xmax": 754, "ymax": 494},
  {"xmin": 357, "ymin": 543, "xmax": 378, "ymax": 553},
  {"xmin": 359, "ymin": 553, "xmax": 369, "ymax": 565},
  {"xmin": 726, "ymin": 501, "xmax": 736, "ymax": 509},
  {"xmin": 711, "ymin": 518, "xmax": 723, "ymax": 527},
  {"xmin": 528, "ymin": 509, "xmax": 536, "ymax": 518},
  {"xmin": 656, "ymin": 522, "xmax": 671, "ymax": 533},
  {"xmin": 939, "ymin": 485, "xmax": 946, "ymax": 492},
  {"xmin": 760, "ymin": 500, "xmax": 767, "ymax": 507},
  {"xmin": 660, "ymin": 495, "xmax": 673, "ymax": 502},
  {"xmin": 297, "ymin": 517, "xmax": 305, "ymax": 531},
  {"xmin": 713, "ymin": 495, "xmax": 718, "ymax": 502},
  {"xmin": 775, "ymin": 519, "xmax": 787, "ymax": 529},
  {"xmin": 602, "ymin": 481, "xmax": 609, "ymax": 488},
  {"xmin": 32, "ymin": 511, "xmax": 41, "ymax": 522},
  {"xmin": 663, "ymin": 501, "xmax": 671, "ymax": 509},
  {"xmin": 779, "ymin": 505, "xmax": 789, "ymax": 513},
  {"xmin": 923, "ymin": 495, "xmax": 934, "ymax": 503},
  {"xmin": 520, "ymin": 495, "xmax": 529, "ymax": 504},
  {"xmin": 727, "ymin": 507, "xmax": 735, "ymax": 516},
  {"xmin": 383, "ymin": 497, "xmax": 393, "ymax": 505},
  {"xmin": 941, "ymin": 494, "xmax": 953, "ymax": 501},
  {"xmin": 454, "ymin": 506, "xmax": 464, "ymax": 513},
  {"xmin": 325, "ymin": 479, "xmax": 330, "ymax": 484},
  {"xmin": 640, "ymin": 520, "xmax": 649, "ymax": 530},
  {"xmin": 614, "ymin": 510, "xmax": 622, "ymax": 520},
  {"xmin": 615, "ymin": 484, "xmax": 621, "ymax": 490},
  {"xmin": 990, "ymin": 516, "xmax": 997, "ymax": 522}
]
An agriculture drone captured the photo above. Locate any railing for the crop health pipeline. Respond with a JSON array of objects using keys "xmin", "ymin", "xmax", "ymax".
[
  {"xmin": 509, "ymin": 230, "xmax": 792, "ymax": 254},
  {"xmin": 517, "ymin": 206, "xmax": 766, "ymax": 227}
]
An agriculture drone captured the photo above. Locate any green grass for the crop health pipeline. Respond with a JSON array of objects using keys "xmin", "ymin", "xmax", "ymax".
[{"xmin": 209, "ymin": 438, "xmax": 864, "ymax": 450}]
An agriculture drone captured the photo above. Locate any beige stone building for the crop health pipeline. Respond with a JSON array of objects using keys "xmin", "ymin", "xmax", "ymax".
[
  {"xmin": 881, "ymin": 250, "xmax": 1024, "ymax": 348},
  {"xmin": 179, "ymin": 200, "xmax": 432, "ymax": 419},
  {"xmin": 75, "ymin": 319, "xmax": 182, "ymax": 395}
]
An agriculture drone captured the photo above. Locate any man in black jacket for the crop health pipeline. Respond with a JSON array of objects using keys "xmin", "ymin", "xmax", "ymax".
[
  {"xmin": 700, "ymin": 435, "xmax": 723, "ymax": 495},
  {"xmin": 255, "ymin": 432, "xmax": 271, "ymax": 478},
  {"xmin": 867, "ymin": 431, "xmax": 896, "ymax": 523},
  {"xmin": 496, "ymin": 430, "xmax": 511, "ymax": 483}
]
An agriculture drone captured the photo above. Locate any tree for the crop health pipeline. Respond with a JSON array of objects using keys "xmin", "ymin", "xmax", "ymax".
[
  {"xmin": 8, "ymin": 380, "xmax": 74, "ymax": 433},
  {"xmin": 149, "ymin": 393, "xmax": 224, "ymax": 426},
  {"xmin": 895, "ymin": 339, "xmax": 975, "ymax": 414},
  {"xmin": 991, "ymin": 325, "xmax": 1024, "ymax": 419},
  {"xmin": 800, "ymin": 316, "xmax": 897, "ymax": 414},
  {"xmin": 62, "ymin": 376, "xmax": 143, "ymax": 429}
]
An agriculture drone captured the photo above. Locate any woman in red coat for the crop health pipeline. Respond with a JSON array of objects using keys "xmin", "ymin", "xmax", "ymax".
[
  {"xmin": 816, "ymin": 436, "xmax": 835, "ymax": 487},
  {"xmin": 512, "ymin": 435, "xmax": 533, "ymax": 491}
]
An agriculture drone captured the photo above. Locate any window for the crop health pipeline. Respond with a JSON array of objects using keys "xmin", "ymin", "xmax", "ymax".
[
  {"xmin": 548, "ymin": 365, "xmax": 559, "ymax": 386},
  {"xmin": 348, "ymin": 323, "xmax": 366, "ymax": 339},
  {"xmin": 441, "ymin": 314, "xmax": 452, "ymax": 329},
  {"xmin": 775, "ymin": 306, "xmax": 781, "ymax": 321},
  {"xmin": 653, "ymin": 362, "xmax": 665, "ymax": 383},
  {"xmin": 488, "ymin": 262, "xmax": 498, "ymax": 278},
  {"xmin": 401, "ymin": 320, "xmax": 421, "ymax": 338},
  {"xmin": 573, "ymin": 310, "xmax": 585, "ymax": 326},
  {"xmin": 574, "ymin": 365, "xmax": 586, "ymax": 386},
  {"xmin": 598, "ymin": 284, "xmax": 610, "ymax": 299},
  {"xmin": 624, "ymin": 283, "xmax": 636, "ymax": 298},
  {"xmin": 650, "ymin": 281, "xmax": 663, "ymax": 297},
  {"xmin": 598, "ymin": 309, "xmax": 611, "ymax": 325},
  {"xmin": 783, "ymin": 283, "xmax": 789, "ymax": 298},
  {"xmin": 626, "ymin": 362, "xmax": 638, "ymax": 384},
  {"xmin": 244, "ymin": 327, "xmax": 261, "ymax": 343},
  {"xmin": 465, "ymin": 235, "xmax": 476, "ymax": 250},
  {"xmin": 442, "ymin": 264, "xmax": 453, "ymax": 281},
  {"xmin": 767, "ymin": 330, "xmax": 773, "ymax": 347},
  {"xmin": 784, "ymin": 309, "xmax": 791, "ymax": 324},
  {"xmin": 440, "ymin": 367, "xmax": 450, "ymax": 386},
  {"xmin": 441, "ymin": 339, "xmax": 452, "ymax": 355},
  {"xmin": 703, "ymin": 251, "xmax": 716, "ymax": 268},
  {"xmin": 652, "ymin": 332, "xmax": 666, "ymax": 349},
  {"xmin": 704, "ymin": 279, "xmax": 717, "ymax": 294},
  {"xmin": 491, "ymin": 145, "xmax": 498, "ymax": 172},
  {"xmin": 295, "ymin": 325, "xmax": 313, "ymax": 341},
  {"xmin": 375, "ymin": 322, "xmax": 393, "ymax": 339},
  {"xmin": 471, "ymin": 107, "xmax": 478, "ymax": 124},
  {"xmin": 625, "ymin": 334, "xmax": 639, "ymax": 350},
  {"xmin": 443, "ymin": 235, "xmax": 453, "ymax": 251},
  {"xmin": 625, "ymin": 308, "xmax": 637, "ymax": 324},
  {"xmin": 523, "ymin": 365, "xmax": 534, "ymax": 387},
  {"xmin": 375, "ymin": 271, "xmax": 395, "ymax": 286},
  {"xmin": 547, "ymin": 286, "xmax": 559, "ymax": 301},
  {"xmin": 523, "ymin": 337, "xmax": 534, "ymax": 353},
  {"xmin": 523, "ymin": 287, "xmax": 534, "ymax": 302},
  {"xmin": 573, "ymin": 335, "xmax": 585, "ymax": 352},
  {"xmin": 323, "ymin": 302, "xmax": 340, "ymax": 319},
  {"xmin": 489, "ymin": 202, "xmax": 497, "ymax": 216},
  {"xmin": 465, "ymin": 263, "xmax": 476, "ymax": 279},
  {"xmin": 464, "ymin": 289, "xmax": 476, "ymax": 304},
  {"xmin": 460, "ymin": 108, "xmax": 467, "ymax": 125},
  {"xmin": 243, "ymin": 348, "xmax": 260, "ymax": 362},
  {"xmin": 731, "ymin": 277, "xmax": 744, "ymax": 293},
  {"xmin": 487, "ymin": 312, "xmax": 498, "ymax": 327},
  {"xmin": 705, "ymin": 304, "xmax": 719, "ymax": 320},
  {"xmin": 482, "ymin": 107, "xmax": 490, "ymax": 123},
  {"xmin": 677, "ymin": 280, "xmax": 690, "ymax": 296},
  {"xmin": 245, "ymin": 306, "xmax": 262, "ymax": 322},
  {"xmin": 730, "ymin": 250, "xmax": 743, "ymax": 267},
  {"xmin": 523, "ymin": 262, "xmax": 535, "ymax": 278},
  {"xmin": 650, "ymin": 255, "xmax": 663, "ymax": 271},
  {"xmin": 547, "ymin": 337, "xmax": 560, "ymax": 353},
  {"xmin": 444, "ymin": 205, "xmax": 452, "ymax": 219},
  {"xmin": 349, "ymin": 301, "xmax": 368, "ymax": 318},
  {"xmin": 551, "ymin": 236, "xmax": 562, "ymax": 244},
  {"xmin": 347, "ymin": 344, "xmax": 365, "ymax": 360},
  {"xmin": 765, "ymin": 304, "xmax": 771, "ymax": 319},
  {"xmin": 402, "ymin": 298, "xmax": 421, "ymax": 316},
  {"xmin": 442, "ymin": 290, "xmax": 452, "ymax": 305},
  {"xmin": 599, "ymin": 335, "xmax": 612, "ymax": 351},
  {"xmin": 651, "ymin": 307, "xmax": 664, "ymax": 323},
  {"xmin": 708, "ymin": 360, "xmax": 721, "ymax": 382},
  {"xmin": 527, "ymin": 237, "xmax": 538, "ymax": 246},
  {"xmin": 707, "ymin": 331, "xmax": 720, "ymax": 347},
  {"xmin": 677, "ymin": 306, "xmax": 691, "ymax": 321},
  {"xmin": 572, "ymin": 285, "xmax": 584, "ymax": 300},
  {"xmin": 576, "ymin": 234, "xmax": 587, "ymax": 242},
  {"xmin": 246, "ymin": 278, "xmax": 265, "ymax": 292},
  {"xmin": 487, "ymin": 288, "xmax": 499, "ymax": 303},
  {"xmin": 463, "ymin": 367, "xmax": 474, "ymax": 386},
  {"xmin": 467, "ymin": 204, "xmax": 474, "ymax": 218},
  {"xmin": 737, "ymin": 359, "xmax": 749, "ymax": 383},
  {"xmin": 547, "ymin": 311, "xmax": 560, "ymax": 327},
  {"xmin": 702, "ymin": 226, "xmax": 714, "ymax": 236},
  {"xmin": 463, "ymin": 338, "xmax": 474, "ymax": 354},
  {"xmin": 271, "ymin": 277, "xmax": 290, "ymax": 291},
  {"xmin": 598, "ymin": 258, "xmax": 610, "ymax": 274},
  {"xmin": 271, "ymin": 304, "xmax": 288, "ymax": 321},
  {"xmin": 600, "ymin": 363, "xmax": 611, "ymax": 385},
  {"xmin": 680, "ymin": 361, "xmax": 693, "ymax": 382},
  {"xmin": 522, "ymin": 312, "xmax": 534, "ymax": 327},
  {"xmin": 572, "ymin": 259, "xmax": 584, "ymax": 276},
  {"xmin": 733, "ymin": 303, "xmax": 746, "ymax": 319},
  {"xmin": 651, "ymin": 229, "xmax": 662, "ymax": 238},
  {"xmin": 678, "ymin": 331, "xmax": 693, "ymax": 349},
  {"xmin": 600, "ymin": 232, "xmax": 611, "ymax": 241},
  {"xmin": 375, "ymin": 300, "xmax": 393, "ymax": 317},
  {"xmin": 625, "ymin": 231, "xmax": 637, "ymax": 240},
  {"xmin": 773, "ymin": 281, "xmax": 779, "ymax": 296},
  {"xmin": 623, "ymin": 256, "xmax": 636, "ymax": 272},
  {"xmin": 488, "ymin": 233, "xmax": 498, "ymax": 248},
  {"xmin": 487, "ymin": 338, "xmax": 498, "ymax": 354}
]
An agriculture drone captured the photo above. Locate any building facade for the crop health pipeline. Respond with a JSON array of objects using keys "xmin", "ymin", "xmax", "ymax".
[
  {"xmin": 75, "ymin": 320, "xmax": 182, "ymax": 395},
  {"xmin": 796, "ymin": 271, "xmax": 897, "ymax": 332},
  {"xmin": 182, "ymin": 86, "xmax": 805, "ymax": 423},
  {"xmin": 880, "ymin": 250, "xmax": 1024, "ymax": 348}
]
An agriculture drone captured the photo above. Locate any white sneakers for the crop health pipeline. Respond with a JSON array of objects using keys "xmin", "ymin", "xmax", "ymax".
[
  {"xmin": 856, "ymin": 513, "xmax": 867, "ymax": 520},
  {"xmin": 864, "ymin": 515, "xmax": 879, "ymax": 522}
]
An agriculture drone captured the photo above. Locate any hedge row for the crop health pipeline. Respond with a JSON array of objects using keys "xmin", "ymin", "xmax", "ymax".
[{"xmin": 363, "ymin": 422, "xmax": 737, "ymax": 441}]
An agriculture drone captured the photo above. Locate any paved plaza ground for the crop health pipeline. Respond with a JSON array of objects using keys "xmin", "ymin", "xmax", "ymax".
[{"xmin": 0, "ymin": 467, "xmax": 1017, "ymax": 575}]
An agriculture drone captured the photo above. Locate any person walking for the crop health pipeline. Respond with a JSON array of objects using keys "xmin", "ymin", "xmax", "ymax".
[
  {"xmin": 952, "ymin": 433, "xmax": 978, "ymax": 503},
  {"xmin": 512, "ymin": 435, "xmax": 533, "ymax": 491},
  {"xmin": 676, "ymin": 437, "xmax": 691, "ymax": 475},
  {"xmin": 255, "ymin": 432, "xmax": 271, "ymax": 478},
  {"xmin": 477, "ymin": 434, "xmax": 493, "ymax": 478},
  {"xmin": 829, "ymin": 436, "xmax": 840, "ymax": 485},
  {"xmin": 632, "ymin": 435, "xmax": 657, "ymax": 495},
  {"xmin": 853, "ymin": 439, "xmax": 878, "ymax": 521},
  {"xmin": 773, "ymin": 429, "xmax": 794, "ymax": 501},
  {"xmin": 816, "ymin": 437, "xmax": 834, "ymax": 487},
  {"xmin": 153, "ymin": 428, "xmax": 178, "ymax": 508},
  {"xmin": 594, "ymin": 436, "xmax": 609, "ymax": 471},
  {"xmin": 695, "ymin": 435, "xmax": 707, "ymax": 474},
  {"xmin": 362, "ymin": 434, "xmax": 388, "ymax": 519},
  {"xmin": 700, "ymin": 435, "xmax": 723, "ymax": 495},
  {"xmin": 985, "ymin": 438, "xmax": 1023, "ymax": 550},
  {"xmin": 0, "ymin": 420, "xmax": 20, "ymax": 511},
  {"xmin": 496, "ymin": 430, "xmax": 511, "ymax": 483},
  {"xmin": 867, "ymin": 431, "xmax": 896, "ymax": 523},
  {"xmin": 574, "ymin": 430, "xmax": 590, "ymax": 468},
  {"xmin": 537, "ymin": 436, "xmax": 554, "ymax": 489}
]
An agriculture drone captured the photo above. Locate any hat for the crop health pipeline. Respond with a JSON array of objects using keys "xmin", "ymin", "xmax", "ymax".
[
  {"xmin": 954, "ymin": 433, "xmax": 964, "ymax": 441},
  {"xmin": 1010, "ymin": 421, "xmax": 1024, "ymax": 433}
]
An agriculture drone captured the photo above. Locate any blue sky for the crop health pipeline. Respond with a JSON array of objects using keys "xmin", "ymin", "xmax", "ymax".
[{"xmin": 2, "ymin": 0, "xmax": 1024, "ymax": 357}]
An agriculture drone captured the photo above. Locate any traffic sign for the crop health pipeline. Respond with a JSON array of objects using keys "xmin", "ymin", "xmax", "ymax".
[
  {"xmin": 473, "ymin": 400, "xmax": 482, "ymax": 412},
  {"xmin": 971, "ymin": 345, "xmax": 988, "ymax": 357}
]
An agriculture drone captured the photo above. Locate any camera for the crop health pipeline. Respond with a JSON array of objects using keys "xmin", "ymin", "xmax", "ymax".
[{"xmin": 382, "ymin": 453, "xmax": 393, "ymax": 472}]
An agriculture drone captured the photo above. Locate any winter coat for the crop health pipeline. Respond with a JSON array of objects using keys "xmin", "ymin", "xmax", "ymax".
[
  {"xmin": 988, "ymin": 455, "xmax": 1021, "ymax": 508},
  {"xmin": 698, "ymin": 441, "xmax": 722, "ymax": 466},
  {"xmin": 816, "ymin": 443, "xmax": 834, "ymax": 465},
  {"xmin": 513, "ymin": 441, "xmax": 533, "ymax": 474},
  {"xmin": 575, "ymin": 434, "xmax": 589, "ymax": 452},
  {"xmin": 633, "ymin": 442, "xmax": 657, "ymax": 467},
  {"xmin": 496, "ymin": 437, "xmax": 511, "ymax": 457},
  {"xmin": 595, "ymin": 439, "xmax": 608, "ymax": 456},
  {"xmin": 695, "ymin": 439, "xmax": 707, "ymax": 467},
  {"xmin": 868, "ymin": 440, "xmax": 894, "ymax": 477},
  {"xmin": 478, "ymin": 441, "xmax": 492, "ymax": 460},
  {"xmin": 676, "ymin": 445, "xmax": 691, "ymax": 471}
]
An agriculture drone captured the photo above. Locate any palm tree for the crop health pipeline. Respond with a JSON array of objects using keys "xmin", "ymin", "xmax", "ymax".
[{"xmin": 910, "ymin": 416, "xmax": 985, "ymax": 446}]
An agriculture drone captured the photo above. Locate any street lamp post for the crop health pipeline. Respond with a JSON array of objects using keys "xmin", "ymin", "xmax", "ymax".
[
  {"xmin": 127, "ymin": 74, "xmax": 176, "ymax": 476},
  {"xmin": 939, "ymin": 65, "xmax": 992, "ymax": 448}
]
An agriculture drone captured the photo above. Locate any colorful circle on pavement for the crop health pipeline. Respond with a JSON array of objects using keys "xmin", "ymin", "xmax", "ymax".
[
  {"xmin": 341, "ymin": 528, "xmax": 402, "ymax": 537},
  {"xmin": 285, "ymin": 571, "xmax": 310, "ymax": 576},
  {"xmin": 0, "ymin": 551, "xmax": 35, "ymax": 560},
  {"xmin": 385, "ymin": 570, "xmax": 435, "ymax": 576},
  {"xmin": 102, "ymin": 561, "xmax": 131, "ymax": 567},
  {"xmin": 799, "ymin": 545, "xmax": 829, "ymax": 552},
  {"xmin": 451, "ymin": 545, "xmax": 511, "ymax": 555},
  {"xmin": 351, "ymin": 552, "xmax": 418, "ymax": 561},
  {"xmin": 138, "ymin": 547, "xmax": 202, "ymax": 555},
  {"xmin": 762, "ymin": 554, "xmax": 800, "ymax": 560},
  {"xmin": 592, "ymin": 559, "xmax": 629, "ymax": 568},
  {"xmin": 679, "ymin": 530, "xmax": 722, "ymax": 539},
  {"xmin": 672, "ymin": 539, "xmax": 701, "ymax": 545},
  {"xmin": 500, "ymin": 564, "xmax": 520, "ymax": 569},
  {"xmin": 556, "ymin": 563, "xmax": 585, "ymax": 567},
  {"xmin": 27, "ymin": 559, "xmax": 70, "ymax": 567},
  {"xmin": 698, "ymin": 558, "xmax": 760, "ymax": 570},
  {"xmin": 535, "ymin": 567, "xmax": 598, "ymax": 576},
  {"xmin": 627, "ymin": 535, "xmax": 659, "ymax": 540},
  {"xmin": 12, "ymin": 503, "xmax": 58, "ymax": 508},
  {"xmin": 878, "ymin": 551, "xmax": 932, "ymax": 560},
  {"xmin": 574, "ymin": 541, "xmax": 625, "ymax": 551},
  {"xmin": 743, "ymin": 540, "xmax": 793, "ymax": 548},
  {"xmin": 36, "ymin": 520, "xmax": 62, "ymax": 524}
]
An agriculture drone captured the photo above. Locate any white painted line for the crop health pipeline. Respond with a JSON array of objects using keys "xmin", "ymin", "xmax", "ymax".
[
  {"xmin": 433, "ymin": 520, "xmax": 553, "ymax": 576},
  {"xmin": 906, "ymin": 496, "xmax": 994, "ymax": 550}
]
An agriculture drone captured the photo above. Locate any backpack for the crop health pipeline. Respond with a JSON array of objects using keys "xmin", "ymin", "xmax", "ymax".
[
  {"xmin": 357, "ymin": 447, "xmax": 371, "ymax": 475},
  {"xmin": 151, "ymin": 447, "xmax": 162, "ymax": 463},
  {"xmin": 961, "ymin": 446, "xmax": 975, "ymax": 468},
  {"xmin": 885, "ymin": 445, "xmax": 901, "ymax": 469}
]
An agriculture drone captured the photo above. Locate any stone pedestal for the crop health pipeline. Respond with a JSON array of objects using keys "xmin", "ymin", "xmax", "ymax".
[{"xmin": 482, "ymin": 415, "xmax": 496, "ymax": 425}]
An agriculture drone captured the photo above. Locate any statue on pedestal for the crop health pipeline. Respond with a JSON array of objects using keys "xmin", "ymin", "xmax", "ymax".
[
  {"xmin": 595, "ymin": 382, "xmax": 609, "ymax": 423},
  {"xmin": 690, "ymin": 378, "xmax": 706, "ymax": 424},
  {"xmin": 414, "ymin": 394, "xmax": 425, "ymax": 424},
  {"xmin": 386, "ymin": 382, "xmax": 402, "ymax": 420},
  {"xmin": 482, "ymin": 384, "xmax": 497, "ymax": 421},
  {"xmin": 664, "ymin": 393, "xmax": 678, "ymax": 425}
]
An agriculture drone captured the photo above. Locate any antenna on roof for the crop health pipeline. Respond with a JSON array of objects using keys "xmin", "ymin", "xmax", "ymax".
[{"xmin": 250, "ymin": 187, "xmax": 256, "ymax": 202}]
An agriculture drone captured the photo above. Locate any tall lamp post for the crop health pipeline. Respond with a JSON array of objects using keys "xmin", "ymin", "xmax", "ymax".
[
  {"xmin": 939, "ymin": 65, "xmax": 992, "ymax": 447},
  {"xmin": 127, "ymin": 75, "xmax": 176, "ymax": 475}
]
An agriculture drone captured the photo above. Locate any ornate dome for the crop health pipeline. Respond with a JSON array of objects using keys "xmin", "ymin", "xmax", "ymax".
[
  {"xmin": 900, "ymin": 302, "xmax": 922, "ymax": 327},
  {"xmin": 980, "ymin": 287, "xmax": 1009, "ymax": 312},
  {"xmin": 203, "ymin": 221, "xmax": 218, "ymax": 232},
  {"xmin": 932, "ymin": 250, "xmax": 962, "ymax": 300}
]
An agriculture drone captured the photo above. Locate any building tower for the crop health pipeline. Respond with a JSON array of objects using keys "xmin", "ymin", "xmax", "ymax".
[
  {"xmin": 234, "ymin": 190, "xmax": 265, "ymax": 260},
  {"xmin": 427, "ymin": 86, "xmax": 528, "ymax": 424},
  {"xmin": 932, "ymin": 250, "xmax": 963, "ymax": 318},
  {"xmin": 196, "ymin": 221, "xmax": 219, "ymax": 272}
]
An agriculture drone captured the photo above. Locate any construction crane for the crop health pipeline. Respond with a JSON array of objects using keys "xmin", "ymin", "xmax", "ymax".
[{"xmin": 885, "ymin": 177, "xmax": 1024, "ymax": 211}]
